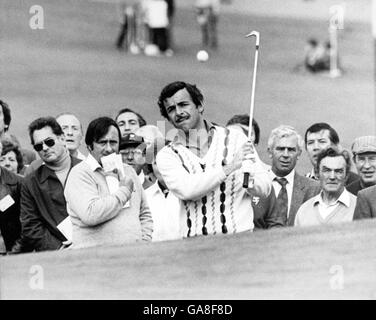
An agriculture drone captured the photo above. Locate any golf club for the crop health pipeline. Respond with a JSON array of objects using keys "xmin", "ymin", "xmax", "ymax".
[{"xmin": 243, "ymin": 30, "xmax": 260, "ymax": 188}]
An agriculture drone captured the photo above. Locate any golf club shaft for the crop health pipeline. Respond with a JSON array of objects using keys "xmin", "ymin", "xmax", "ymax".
[{"xmin": 243, "ymin": 31, "xmax": 260, "ymax": 188}]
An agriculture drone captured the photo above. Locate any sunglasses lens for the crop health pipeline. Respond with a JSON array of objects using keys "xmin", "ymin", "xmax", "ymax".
[
  {"xmin": 33, "ymin": 138, "xmax": 55, "ymax": 151},
  {"xmin": 33, "ymin": 143, "xmax": 43, "ymax": 152},
  {"xmin": 45, "ymin": 139, "xmax": 55, "ymax": 147}
]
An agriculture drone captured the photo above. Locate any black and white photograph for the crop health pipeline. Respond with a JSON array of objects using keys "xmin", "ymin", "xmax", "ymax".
[{"xmin": 0, "ymin": 0, "xmax": 375, "ymax": 304}]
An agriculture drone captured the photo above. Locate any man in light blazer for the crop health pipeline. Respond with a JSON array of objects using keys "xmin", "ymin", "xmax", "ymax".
[{"xmin": 267, "ymin": 125, "xmax": 320, "ymax": 226}]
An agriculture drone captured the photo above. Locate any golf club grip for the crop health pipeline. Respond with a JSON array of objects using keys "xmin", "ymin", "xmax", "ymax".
[{"xmin": 243, "ymin": 172, "xmax": 250, "ymax": 188}]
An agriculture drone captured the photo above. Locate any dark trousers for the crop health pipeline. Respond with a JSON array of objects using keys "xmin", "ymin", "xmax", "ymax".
[{"xmin": 149, "ymin": 27, "xmax": 168, "ymax": 52}]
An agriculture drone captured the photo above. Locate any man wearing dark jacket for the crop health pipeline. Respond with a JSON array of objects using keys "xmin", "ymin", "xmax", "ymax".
[
  {"xmin": 347, "ymin": 136, "xmax": 376, "ymax": 196},
  {"xmin": 0, "ymin": 163, "xmax": 23, "ymax": 254},
  {"xmin": 20, "ymin": 117, "xmax": 80, "ymax": 252}
]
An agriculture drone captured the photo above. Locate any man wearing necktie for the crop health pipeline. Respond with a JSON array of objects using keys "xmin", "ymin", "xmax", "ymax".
[{"xmin": 267, "ymin": 125, "xmax": 320, "ymax": 226}]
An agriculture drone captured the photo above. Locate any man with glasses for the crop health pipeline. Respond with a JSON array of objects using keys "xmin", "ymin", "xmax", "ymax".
[
  {"xmin": 64, "ymin": 117, "xmax": 152, "ymax": 249},
  {"xmin": 294, "ymin": 147, "xmax": 356, "ymax": 227},
  {"xmin": 20, "ymin": 117, "xmax": 81, "ymax": 251},
  {"xmin": 119, "ymin": 133, "xmax": 153, "ymax": 189},
  {"xmin": 24, "ymin": 113, "xmax": 86, "ymax": 176},
  {"xmin": 347, "ymin": 136, "xmax": 376, "ymax": 196}
]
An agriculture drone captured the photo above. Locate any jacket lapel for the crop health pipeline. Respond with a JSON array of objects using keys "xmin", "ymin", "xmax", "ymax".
[{"xmin": 288, "ymin": 173, "xmax": 305, "ymax": 226}]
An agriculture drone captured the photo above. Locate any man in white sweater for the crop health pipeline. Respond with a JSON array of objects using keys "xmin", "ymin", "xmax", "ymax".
[
  {"xmin": 64, "ymin": 117, "xmax": 152, "ymax": 249},
  {"xmin": 156, "ymin": 81, "xmax": 271, "ymax": 238}
]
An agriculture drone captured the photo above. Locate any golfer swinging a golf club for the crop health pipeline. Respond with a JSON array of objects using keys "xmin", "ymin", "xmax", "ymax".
[{"xmin": 156, "ymin": 35, "xmax": 271, "ymax": 238}]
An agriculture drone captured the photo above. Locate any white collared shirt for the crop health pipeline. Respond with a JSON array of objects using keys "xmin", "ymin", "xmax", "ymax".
[
  {"xmin": 314, "ymin": 189, "xmax": 351, "ymax": 220},
  {"xmin": 144, "ymin": 181, "xmax": 181, "ymax": 242},
  {"xmin": 270, "ymin": 169, "xmax": 295, "ymax": 217},
  {"xmin": 138, "ymin": 170, "xmax": 145, "ymax": 186},
  {"xmin": 85, "ymin": 153, "xmax": 102, "ymax": 172}
]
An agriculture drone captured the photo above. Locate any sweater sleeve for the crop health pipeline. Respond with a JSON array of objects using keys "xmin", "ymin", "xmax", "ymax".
[
  {"xmin": 64, "ymin": 166, "xmax": 132, "ymax": 227},
  {"xmin": 139, "ymin": 187, "xmax": 153, "ymax": 241},
  {"xmin": 156, "ymin": 146, "xmax": 227, "ymax": 201}
]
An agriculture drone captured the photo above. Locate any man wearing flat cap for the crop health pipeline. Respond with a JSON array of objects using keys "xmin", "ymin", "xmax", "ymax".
[
  {"xmin": 347, "ymin": 136, "xmax": 376, "ymax": 196},
  {"xmin": 352, "ymin": 136, "xmax": 376, "ymax": 220},
  {"xmin": 119, "ymin": 133, "xmax": 153, "ymax": 189}
]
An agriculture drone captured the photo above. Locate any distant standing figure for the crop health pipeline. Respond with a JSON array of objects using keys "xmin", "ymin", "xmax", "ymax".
[
  {"xmin": 195, "ymin": 0, "xmax": 220, "ymax": 49},
  {"xmin": 304, "ymin": 38, "xmax": 330, "ymax": 73},
  {"xmin": 142, "ymin": 0, "xmax": 172, "ymax": 55},
  {"xmin": 116, "ymin": 0, "xmax": 141, "ymax": 54}
]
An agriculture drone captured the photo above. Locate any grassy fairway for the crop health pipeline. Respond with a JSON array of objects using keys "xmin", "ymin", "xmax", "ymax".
[
  {"xmin": 0, "ymin": 0, "xmax": 374, "ymax": 173},
  {"xmin": 1, "ymin": 219, "xmax": 376, "ymax": 299}
]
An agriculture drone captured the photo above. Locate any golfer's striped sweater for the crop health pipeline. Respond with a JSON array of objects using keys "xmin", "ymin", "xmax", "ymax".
[{"xmin": 156, "ymin": 126, "xmax": 271, "ymax": 238}]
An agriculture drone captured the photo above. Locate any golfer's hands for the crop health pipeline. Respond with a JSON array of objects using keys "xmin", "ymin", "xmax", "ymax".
[{"xmin": 224, "ymin": 141, "xmax": 255, "ymax": 176}]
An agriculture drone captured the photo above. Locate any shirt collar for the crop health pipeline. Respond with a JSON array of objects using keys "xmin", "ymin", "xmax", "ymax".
[
  {"xmin": 138, "ymin": 170, "xmax": 145, "ymax": 184},
  {"xmin": 270, "ymin": 169, "xmax": 295, "ymax": 185},
  {"xmin": 313, "ymin": 188, "xmax": 351, "ymax": 208},
  {"xmin": 85, "ymin": 153, "xmax": 102, "ymax": 172}
]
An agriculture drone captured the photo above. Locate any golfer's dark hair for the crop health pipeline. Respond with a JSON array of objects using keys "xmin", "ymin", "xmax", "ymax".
[
  {"xmin": 29, "ymin": 117, "xmax": 64, "ymax": 145},
  {"xmin": 226, "ymin": 114, "xmax": 260, "ymax": 145},
  {"xmin": 115, "ymin": 108, "xmax": 147, "ymax": 127},
  {"xmin": 1, "ymin": 139, "xmax": 24, "ymax": 173},
  {"xmin": 85, "ymin": 117, "xmax": 121, "ymax": 150},
  {"xmin": 304, "ymin": 122, "xmax": 339, "ymax": 148},
  {"xmin": 0, "ymin": 100, "xmax": 11, "ymax": 131},
  {"xmin": 316, "ymin": 147, "xmax": 351, "ymax": 177},
  {"xmin": 157, "ymin": 81, "xmax": 204, "ymax": 119}
]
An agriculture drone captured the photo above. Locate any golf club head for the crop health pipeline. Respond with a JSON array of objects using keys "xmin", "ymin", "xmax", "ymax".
[{"xmin": 246, "ymin": 31, "xmax": 260, "ymax": 47}]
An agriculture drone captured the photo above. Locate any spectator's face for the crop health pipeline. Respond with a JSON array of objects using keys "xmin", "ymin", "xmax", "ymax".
[
  {"xmin": 306, "ymin": 129, "xmax": 332, "ymax": 166},
  {"xmin": 120, "ymin": 145, "xmax": 145, "ymax": 175},
  {"xmin": 319, "ymin": 156, "xmax": 346, "ymax": 196},
  {"xmin": 117, "ymin": 112, "xmax": 140, "ymax": 137},
  {"xmin": 56, "ymin": 114, "xmax": 83, "ymax": 153},
  {"xmin": 32, "ymin": 126, "xmax": 66, "ymax": 164},
  {"xmin": 91, "ymin": 125, "xmax": 119, "ymax": 164},
  {"xmin": 354, "ymin": 152, "xmax": 376, "ymax": 187},
  {"xmin": 0, "ymin": 151, "xmax": 18, "ymax": 173},
  {"xmin": 269, "ymin": 135, "xmax": 301, "ymax": 177},
  {"xmin": 163, "ymin": 88, "xmax": 203, "ymax": 133}
]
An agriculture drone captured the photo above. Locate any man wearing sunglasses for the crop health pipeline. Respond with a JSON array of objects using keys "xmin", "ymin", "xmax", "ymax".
[
  {"xmin": 20, "ymin": 117, "xmax": 81, "ymax": 252},
  {"xmin": 64, "ymin": 117, "xmax": 152, "ymax": 249}
]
